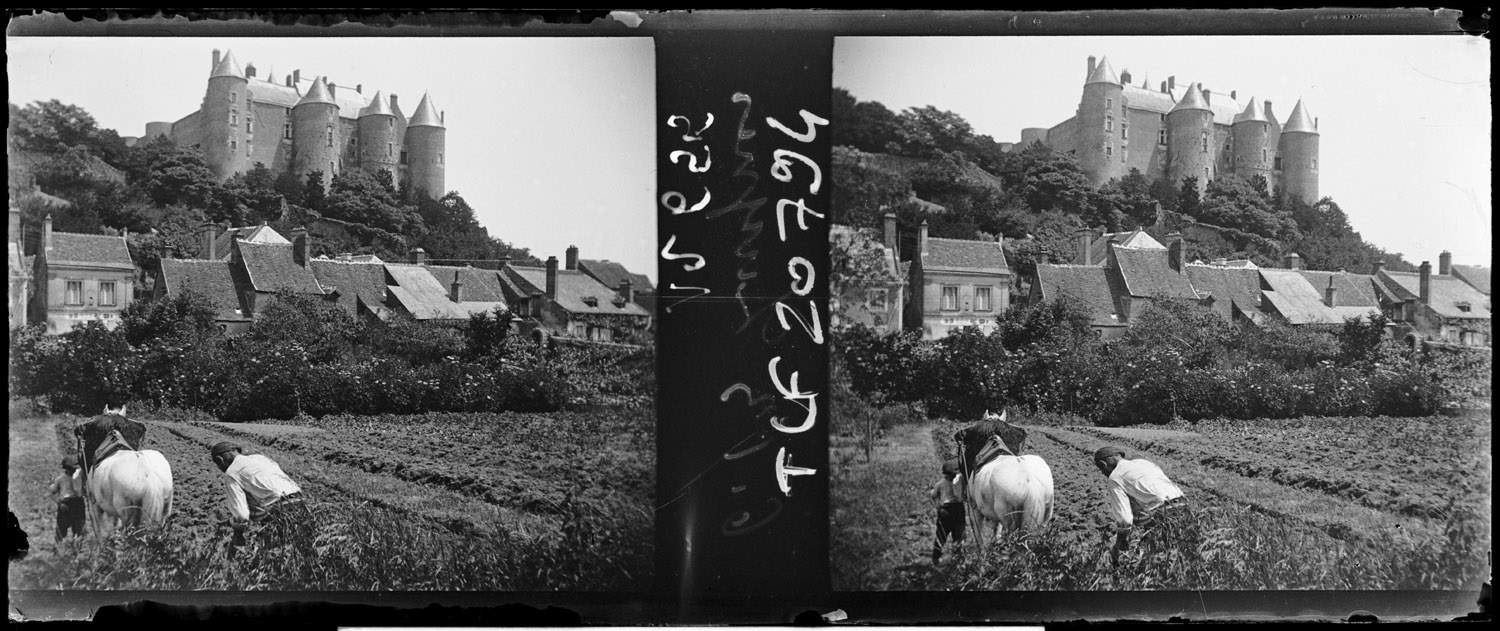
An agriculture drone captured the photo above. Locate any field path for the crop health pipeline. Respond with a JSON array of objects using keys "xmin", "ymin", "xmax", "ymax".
[
  {"xmin": 830, "ymin": 420, "xmax": 950, "ymax": 590},
  {"xmin": 7, "ymin": 415, "xmax": 67, "ymax": 555}
]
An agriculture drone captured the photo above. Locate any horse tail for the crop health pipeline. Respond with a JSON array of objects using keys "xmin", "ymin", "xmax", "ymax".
[
  {"xmin": 139, "ymin": 453, "xmax": 173, "ymax": 526},
  {"xmin": 1021, "ymin": 456, "xmax": 1055, "ymax": 531}
]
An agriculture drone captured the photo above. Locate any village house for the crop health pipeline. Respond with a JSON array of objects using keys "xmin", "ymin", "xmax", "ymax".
[
  {"xmin": 831, "ymin": 215, "xmax": 908, "ymax": 334},
  {"xmin": 1373, "ymin": 253, "xmax": 1491, "ymax": 349},
  {"xmin": 498, "ymin": 254, "xmax": 651, "ymax": 345},
  {"xmin": 568, "ymin": 245, "xmax": 656, "ymax": 316},
  {"xmin": 905, "ymin": 220, "xmax": 1011, "ymax": 339},
  {"xmin": 29, "ymin": 214, "xmax": 136, "ymax": 334}
]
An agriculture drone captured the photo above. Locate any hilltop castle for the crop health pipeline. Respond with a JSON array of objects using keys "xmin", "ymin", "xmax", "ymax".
[
  {"xmin": 139, "ymin": 49, "xmax": 446, "ymax": 199},
  {"xmin": 1018, "ymin": 56, "xmax": 1320, "ymax": 205}
]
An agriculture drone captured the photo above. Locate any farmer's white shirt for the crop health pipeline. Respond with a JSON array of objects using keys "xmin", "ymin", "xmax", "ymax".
[
  {"xmin": 222, "ymin": 454, "xmax": 302, "ymax": 521},
  {"xmin": 1105, "ymin": 458, "xmax": 1184, "ymax": 528}
]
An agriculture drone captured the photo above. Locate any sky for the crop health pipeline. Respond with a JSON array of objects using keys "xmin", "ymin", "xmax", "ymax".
[
  {"xmin": 834, "ymin": 35, "xmax": 1492, "ymax": 267},
  {"xmin": 7, "ymin": 37, "xmax": 659, "ymax": 283}
]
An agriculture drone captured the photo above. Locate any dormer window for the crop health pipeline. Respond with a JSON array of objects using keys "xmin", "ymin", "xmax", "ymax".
[
  {"xmin": 1457, "ymin": 302, "xmax": 1471, "ymax": 313},
  {"xmin": 583, "ymin": 296, "xmax": 599, "ymax": 307}
]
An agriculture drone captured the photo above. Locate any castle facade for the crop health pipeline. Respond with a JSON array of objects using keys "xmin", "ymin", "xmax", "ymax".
[
  {"xmin": 1019, "ymin": 56, "xmax": 1320, "ymax": 205},
  {"xmin": 143, "ymin": 49, "xmax": 447, "ymax": 199}
]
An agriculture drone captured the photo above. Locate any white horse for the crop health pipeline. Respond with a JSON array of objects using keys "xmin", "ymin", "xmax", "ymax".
[
  {"xmin": 955, "ymin": 410, "xmax": 1054, "ymax": 546},
  {"xmin": 75, "ymin": 406, "xmax": 174, "ymax": 535}
]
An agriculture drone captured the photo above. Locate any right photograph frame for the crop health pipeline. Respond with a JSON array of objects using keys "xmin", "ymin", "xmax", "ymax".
[{"xmin": 828, "ymin": 34, "xmax": 1491, "ymax": 592}]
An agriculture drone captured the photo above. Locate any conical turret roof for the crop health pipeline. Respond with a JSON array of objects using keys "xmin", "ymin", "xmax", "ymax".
[
  {"xmin": 1233, "ymin": 97, "xmax": 1268, "ymax": 124},
  {"xmin": 1282, "ymin": 99, "xmax": 1318, "ymax": 134},
  {"xmin": 1086, "ymin": 56, "xmax": 1119, "ymax": 85},
  {"xmin": 1170, "ymin": 82, "xmax": 1211, "ymax": 113},
  {"xmin": 296, "ymin": 76, "xmax": 338, "ymax": 108},
  {"xmin": 211, "ymin": 50, "xmax": 244, "ymax": 79},
  {"xmin": 408, "ymin": 93, "xmax": 444, "ymax": 128},
  {"xmin": 358, "ymin": 91, "xmax": 394, "ymax": 118}
]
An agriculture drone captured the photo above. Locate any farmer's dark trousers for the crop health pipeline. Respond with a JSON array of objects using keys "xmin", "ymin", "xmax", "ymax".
[
  {"xmin": 56, "ymin": 497, "xmax": 86, "ymax": 541},
  {"xmin": 933, "ymin": 501, "xmax": 967, "ymax": 562}
]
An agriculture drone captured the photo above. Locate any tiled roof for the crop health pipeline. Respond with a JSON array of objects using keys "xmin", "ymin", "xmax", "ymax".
[
  {"xmin": 1110, "ymin": 245, "xmax": 1197, "ymax": 299},
  {"xmin": 159, "ymin": 259, "xmax": 251, "ymax": 322},
  {"xmin": 578, "ymin": 259, "xmax": 656, "ymax": 293},
  {"xmin": 1034, "ymin": 264, "xmax": 1123, "ymax": 327},
  {"xmin": 1259, "ymin": 269, "xmax": 1346, "ymax": 325},
  {"xmin": 1233, "ymin": 97, "xmax": 1269, "ymax": 124},
  {"xmin": 48, "ymin": 232, "xmax": 134, "ymax": 268},
  {"xmin": 419, "ymin": 264, "xmax": 511, "ymax": 304},
  {"xmin": 1088, "ymin": 229, "xmax": 1163, "ymax": 266},
  {"xmin": 1378, "ymin": 271, "xmax": 1491, "ymax": 320},
  {"xmin": 384, "ymin": 263, "xmax": 506, "ymax": 320},
  {"xmin": 234, "ymin": 241, "xmax": 324, "ymax": 294},
  {"xmin": 309, "ymin": 259, "xmax": 389, "ymax": 316},
  {"xmin": 924, "ymin": 236, "xmax": 1009, "ymax": 273},
  {"xmin": 1185, "ymin": 264, "xmax": 1264, "ymax": 321},
  {"xmin": 358, "ymin": 91, "xmax": 394, "ymax": 119},
  {"xmin": 296, "ymin": 76, "xmax": 338, "ymax": 108},
  {"xmin": 1295, "ymin": 270, "xmax": 1380, "ymax": 308},
  {"xmin": 503, "ymin": 266, "xmax": 650, "ymax": 317},
  {"xmin": 213, "ymin": 224, "xmax": 289, "ymax": 261},
  {"xmin": 1170, "ymin": 82, "xmax": 1211, "ymax": 114},
  {"xmin": 1451, "ymin": 265, "xmax": 1490, "ymax": 295}
]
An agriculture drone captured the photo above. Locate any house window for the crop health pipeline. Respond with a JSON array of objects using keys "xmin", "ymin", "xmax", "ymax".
[
  {"xmin": 1457, "ymin": 302, "xmax": 1471, "ymax": 313},
  {"xmin": 974, "ymin": 287, "xmax": 992, "ymax": 312},
  {"xmin": 941, "ymin": 286, "xmax": 959, "ymax": 311},
  {"xmin": 330, "ymin": 161, "xmax": 336, "ymax": 175},
  {"xmin": 99, "ymin": 281, "xmax": 117, "ymax": 307},
  {"xmin": 869, "ymin": 287, "xmax": 888, "ymax": 310},
  {"xmin": 326, "ymin": 125, "xmax": 334, "ymax": 147},
  {"xmin": 1274, "ymin": 156, "xmax": 1283, "ymax": 170},
  {"xmin": 283, "ymin": 121, "xmax": 292, "ymax": 139},
  {"xmin": 65, "ymin": 281, "xmax": 83, "ymax": 305}
]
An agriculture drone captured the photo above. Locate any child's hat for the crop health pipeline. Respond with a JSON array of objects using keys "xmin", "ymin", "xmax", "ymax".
[{"xmin": 942, "ymin": 458, "xmax": 961, "ymax": 475}]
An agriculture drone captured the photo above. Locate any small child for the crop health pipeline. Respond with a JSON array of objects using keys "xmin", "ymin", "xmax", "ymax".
[
  {"xmin": 50, "ymin": 455, "xmax": 86, "ymax": 541},
  {"xmin": 928, "ymin": 458, "xmax": 967, "ymax": 563}
]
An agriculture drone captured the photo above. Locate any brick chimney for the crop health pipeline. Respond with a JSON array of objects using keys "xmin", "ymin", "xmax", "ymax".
[
  {"xmin": 245, "ymin": 63, "xmax": 257, "ymax": 79},
  {"xmin": 565, "ymin": 245, "xmax": 579, "ymax": 271},
  {"xmin": 201, "ymin": 222, "xmax": 218, "ymax": 261},
  {"xmin": 1087, "ymin": 55, "xmax": 1096, "ymax": 79},
  {"xmin": 1419, "ymin": 261, "xmax": 1431, "ymax": 305},
  {"xmin": 1264, "ymin": 100, "xmax": 1275, "ymax": 122},
  {"xmin": 1439, "ymin": 250, "xmax": 1452, "ymax": 276},
  {"xmin": 1075, "ymin": 226, "xmax": 1096, "ymax": 266},
  {"xmin": 618, "ymin": 278, "xmax": 634, "ymax": 303},
  {"xmin": 291, "ymin": 227, "xmax": 311, "ymax": 267},
  {"xmin": 1167, "ymin": 232, "xmax": 1185, "ymax": 273},
  {"xmin": 1168, "ymin": 76, "xmax": 1175, "ymax": 92},
  {"xmin": 1120, "ymin": 69, "xmax": 1132, "ymax": 85},
  {"xmin": 409, "ymin": 247, "xmax": 426, "ymax": 266},
  {"xmin": 883, "ymin": 213, "xmax": 898, "ymax": 253},
  {"xmin": 1372, "ymin": 259, "xmax": 1386, "ymax": 276},
  {"xmin": 328, "ymin": 82, "xmax": 337, "ymax": 100},
  {"xmin": 451, "ymin": 271, "xmax": 464, "ymax": 302},
  {"xmin": 1324, "ymin": 276, "xmax": 1338, "ymax": 307},
  {"xmin": 212, "ymin": 49, "xmax": 221, "ymax": 72},
  {"xmin": 1283, "ymin": 252, "xmax": 1303, "ymax": 271},
  {"xmin": 293, "ymin": 69, "xmax": 300, "ymax": 85},
  {"xmin": 545, "ymin": 256, "xmax": 559, "ymax": 299},
  {"xmin": 390, "ymin": 94, "xmax": 399, "ymax": 110}
]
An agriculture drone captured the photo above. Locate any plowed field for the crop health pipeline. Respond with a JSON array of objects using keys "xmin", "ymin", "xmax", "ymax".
[
  {"xmin": 832, "ymin": 415, "xmax": 1490, "ymax": 591},
  {"xmin": 8, "ymin": 409, "xmax": 653, "ymax": 591}
]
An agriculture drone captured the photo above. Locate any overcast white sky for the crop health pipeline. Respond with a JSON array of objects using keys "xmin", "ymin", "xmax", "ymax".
[
  {"xmin": 835, "ymin": 35, "xmax": 1492, "ymax": 267},
  {"xmin": 7, "ymin": 37, "xmax": 658, "ymax": 283}
]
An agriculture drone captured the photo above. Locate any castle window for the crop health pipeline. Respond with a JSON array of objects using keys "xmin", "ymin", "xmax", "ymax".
[
  {"xmin": 1106, "ymin": 98, "xmax": 1113, "ymax": 110},
  {"xmin": 401, "ymin": 150, "xmax": 408, "ymax": 164},
  {"xmin": 1105, "ymin": 116, "xmax": 1113, "ymax": 132},
  {"xmin": 1121, "ymin": 123, "xmax": 1128, "ymax": 140},
  {"xmin": 387, "ymin": 143, "xmax": 393, "ymax": 157},
  {"xmin": 326, "ymin": 125, "xmax": 334, "ymax": 147},
  {"xmin": 388, "ymin": 119, "xmax": 394, "ymax": 128},
  {"xmin": 1158, "ymin": 128, "xmax": 1166, "ymax": 145},
  {"xmin": 1274, "ymin": 156, "xmax": 1283, "ymax": 170},
  {"xmin": 1105, "ymin": 145, "xmax": 1113, "ymax": 157},
  {"xmin": 1312, "ymin": 158, "xmax": 1318, "ymax": 170},
  {"xmin": 284, "ymin": 121, "xmax": 292, "ymax": 139},
  {"xmin": 438, "ymin": 153, "xmax": 444, "ymax": 164},
  {"xmin": 246, "ymin": 117, "xmax": 252, "ymax": 134},
  {"xmin": 1262, "ymin": 148, "xmax": 1267, "ymax": 163},
  {"xmin": 330, "ymin": 161, "xmax": 336, "ymax": 175},
  {"xmin": 1201, "ymin": 131, "xmax": 1209, "ymax": 152},
  {"xmin": 230, "ymin": 92, "xmax": 236, "ymax": 103},
  {"xmin": 230, "ymin": 110, "xmax": 237, "ymax": 126},
  {"xmin": 65, "ymin": 281, "xmax": 83, "ymax": 305},
  {"xmin": 1122, "ymin": 148, "xmax": 1128, "ymax": 162},
  {"xmin": 246, "ymin": 142, "xmax": 252, "ymax": 157},
  {"xmin": 231, "ymin": 139, "xmax": 237, "ymax": 152}
]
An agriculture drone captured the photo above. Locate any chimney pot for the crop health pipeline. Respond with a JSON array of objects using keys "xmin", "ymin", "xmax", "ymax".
[
  {"xmin": 1075, "ymin": 226, "xmax": 1096, "ymax": 266},
  {"xmin": 918, "ymin": 220, "xmax": 930, "ymax": 258},
  {"xmin": 1419, "ymin": 261, "xmax": 1432, "ymax": 306},
  {"xmin": 1087, "ymin": 55, "xmax": 1097, "ymax": 79},
  {"xmin": 1168, "ymin": 76, "xmax": 1175, "ymax": 91},
  {"xmin": 356, "ymin": 84, "xmax": 362, "ymax": 94},
  {"xmin": 1325, "ymin": 276, "xmax": 1338, "ymax": 307},
  {"xmin": 410, "ymin": 247, "xmax": 427, "ymax": 266},
  {"xmin": 201, "ymin": 222, "xmax": 219, "ymax": 261},
  {"xmin": 212, "ymin": 49, "xmax": 221, "ymax": 72},
  {"xmin": 565, "ymin": 245, "xmax": 579, "ymax": 271},
  {"xmin": 1231, "ymin": 90, "xmax": 1237, "ymax": 100},
  {"xmin": 1167, "ymin": 232, "xmax": 1185, "ymax": 273},
  {"xmin": 545, "ymin": 256, "xmax": 559, "ymax": 300},
  {"xmin": 293, "ymin": 69, "xmax": 300, "ymax": 85},
  {"xmin": 1439, "ymin": 250, "xmax": 1452, "ymax": 276}
]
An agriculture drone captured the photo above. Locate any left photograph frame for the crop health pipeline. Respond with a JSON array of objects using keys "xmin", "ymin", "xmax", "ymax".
[{"xmin": 8, "ymin": 33, "xmax": 659, "ymax": 593}]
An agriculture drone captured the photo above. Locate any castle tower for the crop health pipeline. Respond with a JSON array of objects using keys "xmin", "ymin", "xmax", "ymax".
[
  {"xmin": 404, "ymin": 93, "xmax": 447, "ymax": 200},
  {"xmin": 292, "ymin": 76, "xmax": 341, "ymax": 190},
  {"xmin": 356, "ymin": 91, "xmax": 400, "ymax": 187},
  {"xmin": 1077, "ymin": 56, "xmax": 1124, "ymax": 186},
  {"xmin": 1166, "ymin": 82, "xmax": 1215, "ymax": 193},
  {"xmin": 202, "ymin": 50, "xmax": 249, "ymax": 181},
  {"xmin": 1278, "ymin": 99, "xmax": 1320, "ymax": 205},
  {"xmin": 1231, "ymin": 97, "xmax": 1275, "ymax": 188}
]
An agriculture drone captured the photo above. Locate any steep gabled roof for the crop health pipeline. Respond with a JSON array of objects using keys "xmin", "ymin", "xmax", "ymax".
[
  {"xmin": 159, "ymin": 259, "xmax": 251, "ymax": 322},
  {"xmin": 1110, "ymin": 245, "xmax": 1197, "ymax": 300},
  {"xmin": 1295, "ymin": 270, "xmax": 1380, "ymax": 308},
  {"xmin": 1034, "ymin": 264, "xmax": 1124, "ymax": 327},
  {"xmin": 295, "ymin": 76, "xmax": 338, "ymax": 108},
  {"xmin": 924, "ymin": 236, "xmax": 1009, "ymax": 273},
  {"xmin": 503, "ymin": 266, "xmax": 650, "ymax": 317},
  {"xmin": 48, "ymin": 232, "xmax": 134, "ymax": 268},
  {"xmin": 1088, "ymin": 229, "xmax": 1164, "ymax": 267},
  {"xmin": 213, "ymin": 224, "xmax": 289, "ymax": 261},
  {"xmin": 1259, "ymin": 269, "xmax": 1346, "ymax": 325},
  {"xmin": 234, "ymin": 241, "xmax": 324, "ymax": 294},
  {"xmin": 419, "ymin": 264, "xmax": 511, "ymax": 304},
  {"xmin": 1282, "ymin": 99, "xmax": 1318, "ymax": 134},
  {"xmin": 383, "ymin": 263, "xmax": 499, "ymax": 320},
  {"xmin": 1451, "ymin": 264, "xmax": 1490, "ymax": 295},
  {"xmin": 1378, "ymin": 271, "xmax": 1491, "ymax": 320},
  {"xmin": 578, "ymin": 259, "xmax": 656, "ymax": 293},
  {"xmin": 408, "ymin": 93, "xmax": 444, "ymax": 128},
  {"xmin": 309, "ymin": 259, "xmax": 389, "ymax": 316},
  {"xmin": 1185, "ymin": 264, "xmax": 1264, "ymax": 322}
]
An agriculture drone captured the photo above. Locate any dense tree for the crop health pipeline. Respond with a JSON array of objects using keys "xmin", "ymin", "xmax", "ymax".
[
  {"xmin": 1197, "ymin": 174, "xmax": 1288, "ymax": 238},
  {"xmin": 324, "ymin": 168, "xmax": 420, "ymax": 236},
  {"xmin": 1016, "ymin": 143, "xmax": 1092, "ymax": 215},
  {"xmin": 9, "ymin": 99, "xmax": 129, "ymax": 165}
]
